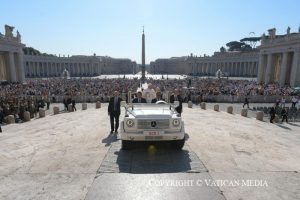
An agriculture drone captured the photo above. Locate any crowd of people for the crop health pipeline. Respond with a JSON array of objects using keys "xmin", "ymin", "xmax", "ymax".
[
  {"xmin": 0, "ymin": 77, "xmax": 297, "ymax": 99},
  {"xmin": 148, "ymin": 78, "xmax": 295, "ymax": 97},
  {"xmin": 0, "ymin": 77, "xmax": 299, "ymax": 125},
  {"xmin": 0, "ymin": 78, "xmax": 140, "ymax": 98},
  {"xmin": 0, "ymin": 96, "xmax": 51, "ymax": 124}
]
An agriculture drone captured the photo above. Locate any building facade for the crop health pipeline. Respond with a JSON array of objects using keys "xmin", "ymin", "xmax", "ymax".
[
  {"xmin": 150, "ymin": 27, "xmax": 300, "ymax": 87},
  {"xmin": 257, "ymin": 28, "xmax": 300, "ymax": 86},
  {"xmin": 150, "ymin": 57, "xmax": 189, "ymax": 74},
  {"xmin": 0, "ymin": 25, "xmax": 25, "ymax": 82},
  {"xmin": 0, "ymin": 25, "xmax": 137, "ymax": 81},
  {"xmin": 24, "ymin": 55, "xmax": 137, "ymax": 78},
  {"xmin": 1, "ymin": 24, "xmax": 300, "ymax": 87},
  {"xmin": 150, "ymin": 51, "xmax": 259, "ymax": 77}
]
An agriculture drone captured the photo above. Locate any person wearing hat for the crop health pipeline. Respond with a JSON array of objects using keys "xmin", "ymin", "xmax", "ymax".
[{"xmin": 132, "ymin": 91, "xmax": 147, "ymax": 103}]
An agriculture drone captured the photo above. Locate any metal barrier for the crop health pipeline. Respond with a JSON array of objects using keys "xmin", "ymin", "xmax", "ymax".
[
  {"xmin": 256, "ymin": 106, "xmax": 300, "ymax": 122},
  {"xmin": 47, "ymin": 94, "xmax": 294, "ymax": 104}
]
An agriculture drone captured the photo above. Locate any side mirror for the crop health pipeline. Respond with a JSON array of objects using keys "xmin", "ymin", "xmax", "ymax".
[
  {"xmin": 174, "ymin": 101, "xmax": 179, "ymax": 107},
  {"xmin": 121, "ymin": 101, "xmax": 127, "ymax": 108}
]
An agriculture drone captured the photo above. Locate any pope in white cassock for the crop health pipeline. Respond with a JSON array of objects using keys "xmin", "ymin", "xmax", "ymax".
[{"xmin": 142, "ymin": 83, "xmax": 156, "ymax": 103}]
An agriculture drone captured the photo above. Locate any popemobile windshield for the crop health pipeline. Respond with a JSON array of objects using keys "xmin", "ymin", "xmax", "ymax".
[{"xmin": 120, "ymin": 100, "xmax": 185, "ymax": 150}]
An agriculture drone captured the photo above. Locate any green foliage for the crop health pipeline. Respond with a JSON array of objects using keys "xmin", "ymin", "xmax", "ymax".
[
  {"xmin": 225, "ymin": 41, "xmax": 252, "ymax": 51},
  {"xmin": 220, "ymin": 46, "xmax": 226, "ymax": 52},
  {"xmin": 23, "ymin": 47, "xmax": 55, "ymax": 56},
  {"xmin": 220, "ymin": 36, "xmax": 261, "ymax": 52},
  {"xmin": 240, "ymin": 37, "xmax": 261, "ymax": 43},
  {"xmin": 240, "ymin": 37, "xmax": 261, "ymax": 48}
]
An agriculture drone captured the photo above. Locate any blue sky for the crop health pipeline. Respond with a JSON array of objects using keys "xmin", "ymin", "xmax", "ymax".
[{"xmin": 1, "ymin": 0, "xmax": 300, "ymax": 63}]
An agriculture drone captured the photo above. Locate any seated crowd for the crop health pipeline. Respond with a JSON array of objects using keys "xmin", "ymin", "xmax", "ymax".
[{"xmin": 0, "ymin": 77, "xmax": 299, "ymax": 124}]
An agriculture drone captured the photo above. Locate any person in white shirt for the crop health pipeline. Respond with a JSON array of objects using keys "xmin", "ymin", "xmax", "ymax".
[{"xmin": 142, "ymin": 83, "xmax": 156, "ymax": 103}]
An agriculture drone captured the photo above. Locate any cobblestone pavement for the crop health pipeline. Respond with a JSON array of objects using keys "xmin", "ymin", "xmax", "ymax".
[{"xmin": 1, "ymin": 104, "xmax": 299, "ymax": 200}]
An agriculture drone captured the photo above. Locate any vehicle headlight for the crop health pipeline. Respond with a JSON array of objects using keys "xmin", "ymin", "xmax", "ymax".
[
  {"xmin": 172, "ymin": 119, "xmax": 180, "ymax": 127},
  {"xmin": 126, "ymin": 119, "xmax": 134, "ymax": 127}
]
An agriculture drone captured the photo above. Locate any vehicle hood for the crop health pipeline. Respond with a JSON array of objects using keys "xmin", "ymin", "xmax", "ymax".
[{"xmin": 131, "ymin": 109, "xmax": 173, "ymax": 119}]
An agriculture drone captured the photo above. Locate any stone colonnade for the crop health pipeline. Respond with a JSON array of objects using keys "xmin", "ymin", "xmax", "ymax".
[
  {"xmin": 149, "ymin": 52, "xmax": 259, "ymax": 77},
  {"xmin": 189, "ymin": 61, "xmax": 258, "ymax": 77},
  {"xmin": 24, "ymin": 56, "xmax": 138, "ymax": 77},
  {"xmin": 24, "ymin": 59, "xmax": 101, "ymax": 77},
  {"xmin": 0, "ymin": 50, "xmax": 25, "ymax": 82},
  {"xmin": 257, "ymin": 50, "xmax": 300, "ymax": 86},
  {"xmin": 0, "ymin": 24, "xmax": 25, "ymax": 82}
]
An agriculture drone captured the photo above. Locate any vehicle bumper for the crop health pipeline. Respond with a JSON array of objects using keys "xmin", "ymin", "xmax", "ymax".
[{"xmin": 120, "ymin": 122, "xmax": 185, "ymax": 141}]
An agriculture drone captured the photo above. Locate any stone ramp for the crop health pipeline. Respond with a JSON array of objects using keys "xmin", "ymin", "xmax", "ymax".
[
  {"xmin": 98, "ymin": 139, "xmax": 207, "ymax": 174},
  {"xmin": 85, "ymin": 173, "xmax": 226, "ymax": 200}
]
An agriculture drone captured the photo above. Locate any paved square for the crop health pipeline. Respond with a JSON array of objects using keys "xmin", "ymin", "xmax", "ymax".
[{"xmin": 98, "ymin": 139, "xmax": 207, "ymax": 173}]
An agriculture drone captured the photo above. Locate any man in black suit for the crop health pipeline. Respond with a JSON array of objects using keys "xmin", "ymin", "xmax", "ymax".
[
  {"xmin": 170, "ymin": 89, "xmax": 183, "ymax": 115},
  {"xmin": 108, "ymin": 91, "xmax": 122, "ymax": 134},
  {"xmin": 132, "ymin": 91, "xmax": 147, "ymax": 103},
  {"xmin": 269, "ymin": 105, "xmax": 276, "ymax": 123},
  {"xmin": 243, "ymin": 97, "xmax": 250, "ymax": 109},
  {"xmin": 151, "ymin": 91, "xmax": 165, "ymax": 103}
]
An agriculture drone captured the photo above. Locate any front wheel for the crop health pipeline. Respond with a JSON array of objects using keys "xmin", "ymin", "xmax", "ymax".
[
  {"xmin": 121, "ymin": 140, "xmax": 133, "ymax": 150},
  {"xmin": 171, "ymin": 137, "xmax": 185, "ymax": 150}
]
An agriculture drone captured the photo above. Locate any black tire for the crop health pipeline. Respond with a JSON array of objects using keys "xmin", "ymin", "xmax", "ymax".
[
  {"xmin": 171, "ymin": 138, "xmax": 185, "ymax": 150},
  {"xmin": 121, "ymin": 140, "xmax": 133, "ymax": 150}
]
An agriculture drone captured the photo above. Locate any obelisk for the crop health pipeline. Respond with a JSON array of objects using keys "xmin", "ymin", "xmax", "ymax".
[{"xmin": 141, "ymin": 26, "xmax": 146, "ymax": 81}]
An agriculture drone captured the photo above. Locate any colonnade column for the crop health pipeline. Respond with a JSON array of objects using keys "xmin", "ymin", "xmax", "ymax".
[
  {"xmin": 17, "ymin": 50, "xmax": 25, "ymax": 83},
  {"xmin": 45, "ymin": 63, "xmax": 48, "ymax": 76},
  {"xmin": 247, "ymin": 62, "xmax": 251, "ymax": 76},
  {"xmin": 33, "ymin": 63, "xmax": 36, "ymax": 77},
  {"xmin": 251, "ymin": 62, "xmax": 254, "ymax": 76},
  {"xmin": 279, "ymin": 52, "xmax": 288, "ymax": 86},
  {"xmin": 290, "ymin": 51, "xmax": 300, "ymax": 86},
  {"xmin": 49, "ymin": 63, "xmax": 52, "ymax": 76},
  {"xmin": 257, "ymin": 54, "xmax": 265, "ymax": 83},
  {"xmin": 264, "ymin": 54, "xmax": 273, "ymax": 84},
  {"xmin": 27, "ymin": 62, "xmax": 31, "ymax": 76},
  {"xmin": 8, "ymin": 52, "xmax": 17, "ymax": 82}
]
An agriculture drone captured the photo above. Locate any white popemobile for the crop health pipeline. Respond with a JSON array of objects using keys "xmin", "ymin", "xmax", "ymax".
[{"xmin": 120, "ymin": 100, "xmax": 185, "ymax": 150}]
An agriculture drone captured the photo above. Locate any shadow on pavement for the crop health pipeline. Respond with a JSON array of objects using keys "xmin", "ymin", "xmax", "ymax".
[
  {"xmin": 98, "ymin": 140, "xmax": 207, "ymax": 174},
  {"xmin": 288, "ymin": 122, "xmax": 300, "ymax": 127},
  {"xmin": 276, "ymin": 123, "xmax": 292, "ymax": 130},
  {"xmin": 102, "ymin": 133, "xmax": 118, "ymax": 147}
]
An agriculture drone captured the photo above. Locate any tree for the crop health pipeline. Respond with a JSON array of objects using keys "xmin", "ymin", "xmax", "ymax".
[
  {"xmin": 23, "ymin": 47, "xmax": 54, "ymax": 56},
  {"xmin": 226, "ymin": 41, "xmax": 243, "ymax": 51},
  {"xmin": 240, "ymin": 37, "xmax": 261, "ymax": 48},
  {"xmin": 220, "ymin": 46, "xmax": 226, "ymax": 52},
  {"xmin": 226, "ymin": 41, "xmax": 252, "ymax": 52},
  {"xmin": 23, "ymin": 47, "xmax": 41, "ymax": 55}
]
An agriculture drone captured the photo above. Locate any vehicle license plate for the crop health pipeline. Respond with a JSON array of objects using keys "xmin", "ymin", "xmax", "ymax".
[{"xmin": 144, "ymin": 131, "xmax": 163, "ymax": 136}]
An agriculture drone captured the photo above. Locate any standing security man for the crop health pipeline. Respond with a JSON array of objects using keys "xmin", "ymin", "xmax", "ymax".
[
  {"xmin": 170, "ymin": 89, "xmax": 183, "ymax": 116},
  {"xmin": 243, "ymin": 97, "xmax": 250, "ymax": 109},
  {"xmin": 108, "ymin": 91, "xmax": 122, "ymax": 134},
  {"xmin": 132, "ymin": 91, "xmax": 147, "ymax": 103}
]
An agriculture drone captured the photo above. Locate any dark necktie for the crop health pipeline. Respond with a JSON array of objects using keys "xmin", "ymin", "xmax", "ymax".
[{"xmin": 114, "ymin": 97, "xmax": 117, "ymax": 111}]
